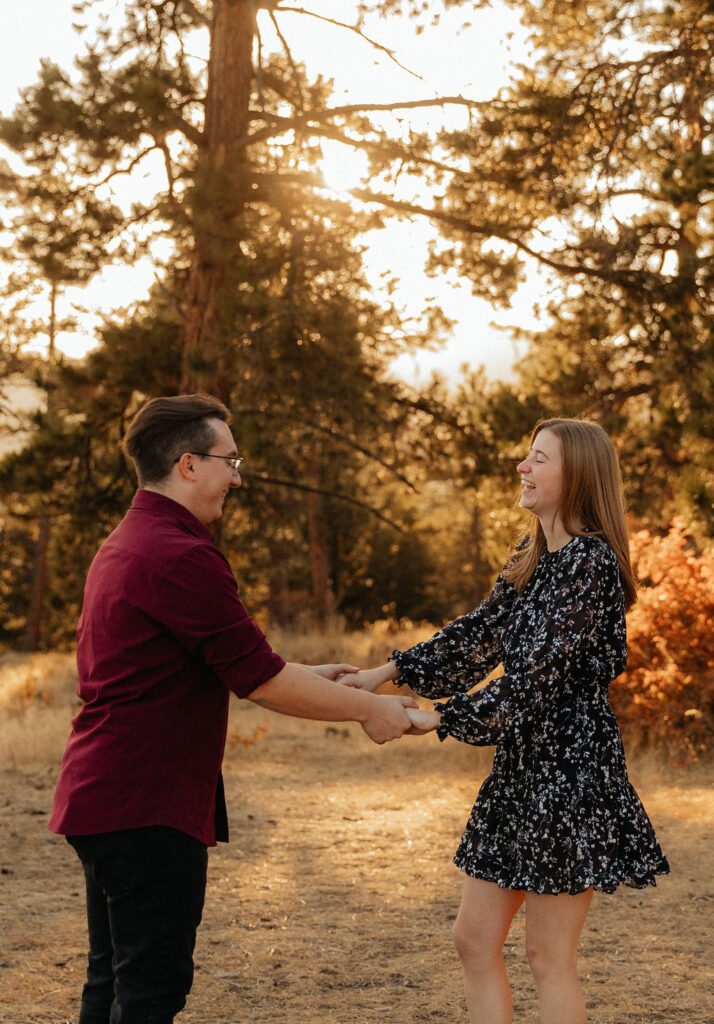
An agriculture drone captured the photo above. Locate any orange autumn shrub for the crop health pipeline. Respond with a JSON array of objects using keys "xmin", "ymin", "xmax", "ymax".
[{"xmin": 610, "ymin": 519, "xmax": 714, "ymax": 763}]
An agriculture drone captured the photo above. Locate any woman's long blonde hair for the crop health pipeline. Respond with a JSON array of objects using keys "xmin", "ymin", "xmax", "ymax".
[{"xmin": 503, "ymin": 418, "xmax": 637, "ymax": 609}]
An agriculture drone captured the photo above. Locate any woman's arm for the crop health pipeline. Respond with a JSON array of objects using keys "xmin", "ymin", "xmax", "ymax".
[
  {"xmin": 391, "ymin": 570, "xmax": 518, "ymax": 698},
  {"xmin": 338, "ymin": 662, "xmax": 400, "ymax": 692},
  {"xmin": 405, "ymin": 707, "xmax": 441, "ymax": 734},
  {"xmin": 343, "ymin": 571, "xmax": 518, "ymax": 699},
  {"xmin": 435, "ymin": 541, "xmax": 627, "ymax": 747},
  {"xmin": 302, "ymin": 663, "xmax": 359, "ymax": 680}
]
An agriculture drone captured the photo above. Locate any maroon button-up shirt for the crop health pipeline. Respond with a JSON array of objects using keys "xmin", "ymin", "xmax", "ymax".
[{"xmin": 49, "ymin": 490, "xmax": 285, "ymax": 846}]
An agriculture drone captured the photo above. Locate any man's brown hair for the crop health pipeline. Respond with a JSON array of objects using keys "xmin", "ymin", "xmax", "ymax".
[{"xmin": 121, "ymin": 394, "xmax": 232, "ymax": 486}]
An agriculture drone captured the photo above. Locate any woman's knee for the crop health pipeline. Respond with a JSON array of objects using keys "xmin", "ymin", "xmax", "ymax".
[
  {"xmin": 525, "ymin": 939, "xmax": 575, "ymax": 982},
  {"xmin": 452, "ymin": 916, "xmax": 503, "ymax": 966},
  {"xmin": 524, "ymin": 888, "xmax": 591, "ymax": 983},
  {"xmin": 452, "ymin": 878, "xmax": 524, "ymax": 967}
]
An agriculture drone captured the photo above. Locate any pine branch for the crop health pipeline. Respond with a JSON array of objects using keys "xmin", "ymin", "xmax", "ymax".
[
  {"xmin": 268, "ymin": 9, "xmax": 305, "ymax": 114},
  {"xmin": 247, "ymin": 95, "xmax": 484, "ymax": 128},
  {"xmin": 246, "ymin": 118, "xmax": 455, "ymax": 174},
  {"xmin": 233, "ymin": 406, "xmax": 417, "ymax": 490},
  {"xmin": 241, "ymin": 471, "xmax": 406, "ymax": 532},
  {"xmin": 312, "ymin": 97, "xmax": 485, "ymax": 116},
  {"xmin": 582, "ymin": 382, "xmax": 654, "ymax": 417},
  {"xmin": 272, "ymin": 5, "xmax": 424, "ymax": 81},
  {"xmin": 166, "ymin": 110, "xmax": 204, "ymax": 147},
  {"xmin": 90, "ymin": 144, "xmax": 164, "ymax": 191},
  {"xmin": 347, "ymin": 187, "xmax": 651, "ymax": 287}
]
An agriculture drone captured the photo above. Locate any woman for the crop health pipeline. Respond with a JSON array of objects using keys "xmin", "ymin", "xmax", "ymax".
[{"xmin": 346, "ymin": 418, "xmax": 669, "ymax": 1024}]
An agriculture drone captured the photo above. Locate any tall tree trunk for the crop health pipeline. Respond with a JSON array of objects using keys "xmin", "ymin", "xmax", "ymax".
[
  {"xmin": 470, "ymin": 500, "xmax": 484, "ymax": 606},
  {"xmin": 48, "ymin": 280, "xmax": 56, "ymax": 364},
  {"xmin": 23, "ymin": 280, "xmax": 59, "ymax": 651},
  {"xmin": 23, "ymin": 516, "xmax": 50, "ymax": 652},
  {"xmin": 182, "ymin": 0, "xmax": 257, "ymax": 396},
  {"xmin": 305, "ymin": 456, "xmax": 335, "ymax": 625},
  {"xmin": 268, "ymin": 549, "xmax": 292, "ymax": 627}
]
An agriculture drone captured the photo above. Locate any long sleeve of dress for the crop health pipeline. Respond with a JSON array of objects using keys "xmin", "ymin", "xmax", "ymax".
[
  {"xmin": 391, "ymin": 569, "xmax": 519, "ymax": 698},
  {"xmin": 436, "ymin": 539, "xmax": 627, "ymax": 747}
]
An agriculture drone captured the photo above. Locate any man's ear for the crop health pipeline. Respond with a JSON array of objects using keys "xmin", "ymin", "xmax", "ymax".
[{"xmin": 175, "ymin": 452, "xmax": 198, "ymax": 482}]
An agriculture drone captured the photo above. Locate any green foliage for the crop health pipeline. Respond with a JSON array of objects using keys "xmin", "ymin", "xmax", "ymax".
[
  {"xmin": 0, "ymin": 3, "xmax": 461, "ymax": 641},
  {"xmin": 435, "ymin": 0, "xmax": 714, "ymax": 532},
  {"xmin": 2, "ymin": 0, "xmax": 712, "ymax": 653}
]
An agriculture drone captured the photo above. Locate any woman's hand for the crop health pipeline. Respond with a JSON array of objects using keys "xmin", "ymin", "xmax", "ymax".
[
  {"xmin": 308, "ymin": 663, "xmax": 359, "ymax": 681},
  {"xmin": 405, "ymin": 707, "xmax": 441, "ymax": 735},
  {"xmin": 336, "ymin": 664, "xmax": 398, "ymax": 692}
]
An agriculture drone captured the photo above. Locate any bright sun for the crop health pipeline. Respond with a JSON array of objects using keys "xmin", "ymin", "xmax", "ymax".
[{"xmin": 319, "ymin": 140, "xmax": 370, "ymax": 195}]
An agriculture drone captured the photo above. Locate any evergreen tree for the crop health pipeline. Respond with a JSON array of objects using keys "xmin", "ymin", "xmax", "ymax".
[
  {"xmin": 428, "ymin": 0, "xmax": 714, "ymax": 530},
  {"xmin": 0, "ymin": 0, "xmax": 484, "ymax": 640},
  {"xmin": 0, "ymin": 159, "xmax": 126, "ymax": 648}
]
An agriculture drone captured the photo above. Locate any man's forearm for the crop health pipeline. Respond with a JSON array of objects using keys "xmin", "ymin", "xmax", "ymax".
[
  {"xmin": 247, "ymin": 662, "xmax": 416, "ymax": 744},
  {"xmin": 248, "ymin": 663, "xmax": 383, "ymax": 723}
]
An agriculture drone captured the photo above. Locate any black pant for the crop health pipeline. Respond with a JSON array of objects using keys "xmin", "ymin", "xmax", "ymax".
[{"xmin": 67, "ymin": 826, "xmax": 208, "ymax": 1024}]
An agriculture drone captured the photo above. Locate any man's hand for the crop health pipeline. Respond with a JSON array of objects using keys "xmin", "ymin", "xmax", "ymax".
[
  {"xmin": 249, "ymin": 664, "xmax": 414, "ymax": 744},
  {"xmin": 404, "ymin": 707, "xmax": 441, "ymax": 735},
  {"xmin": 360, "ymin": 693, "xmax": 418, "ymax": 744},
  {"xmin": 308, "ymin": 663, "xmax": 359, "ymax": 681}
]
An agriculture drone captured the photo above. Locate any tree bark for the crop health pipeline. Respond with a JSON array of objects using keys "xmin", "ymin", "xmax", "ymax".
[
  {"xmin": 305, "ymin": 456, "xmax": 335, "ymax": 625},
  {"xmin": 23, "ymin": 516, "xmax": 50, "ymax": 652},
  {"xmin": 470, "ymin": 501, "xmax": 484, "ymax": 606},
  {"xmin": 182, "ymin": 0, "xmax": 257, "ymax": 395},
  {"xmin": 268, "ymin": 550, "xmax": 293, "ymax": 627},
  {"xmin": 23, "ymin": 281, "xmax": 59, "ymax": 651},
  {"xmin": 49, "ymin": 281, "xmax": 56, "ymax": 364}
]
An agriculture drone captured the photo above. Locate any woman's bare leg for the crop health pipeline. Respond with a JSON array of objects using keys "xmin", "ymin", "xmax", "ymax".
[
  {"xmin": 524, "ymin": 888, "xmax": 593, "ymax": 1024},
  {"xmin": 452, "ymin": 877, "xmax": 525, "ymax": 1024}
]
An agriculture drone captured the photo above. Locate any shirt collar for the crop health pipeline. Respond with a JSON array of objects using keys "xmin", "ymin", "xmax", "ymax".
[{"xmin": 131, "ymin": 489, "xmax": 215, "ymax": 542}]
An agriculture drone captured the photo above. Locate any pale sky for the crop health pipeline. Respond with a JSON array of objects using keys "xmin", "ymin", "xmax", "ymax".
[{"xmin": 1, "ymin": 0, "xmax": 542, "ymax": 383}]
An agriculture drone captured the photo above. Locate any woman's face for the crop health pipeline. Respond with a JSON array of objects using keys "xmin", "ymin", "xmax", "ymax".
[{"xmin": 516, "ymin": 428, "xmax": 565, "ymax": 524}]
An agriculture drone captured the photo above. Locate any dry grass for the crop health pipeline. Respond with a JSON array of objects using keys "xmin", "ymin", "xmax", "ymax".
[
  {"xmin": 0, "ymin": 652, "xmax": 79, "ymax": 766},
  {"xmin": 0, "ymin": 622, "xmax": 428, "ymax": 765},
  {"xmin": 268, "ymin": 618, "xmax": 434, "ymax": 671},
  {"xmin": 0, "ymin": 645, "xmax": 712, "ymax": 1023}
]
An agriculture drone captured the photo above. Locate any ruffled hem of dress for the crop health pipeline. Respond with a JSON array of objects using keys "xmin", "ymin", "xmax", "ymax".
[{"xmin": 453, "ymin": 855, "xmax": 670, "ymax": 896}]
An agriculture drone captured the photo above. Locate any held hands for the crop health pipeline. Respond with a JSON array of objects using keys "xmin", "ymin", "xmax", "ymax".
[
  {"xmin": 360, "ymin": 693, "xmax": 419, "ymax": 744},
  {"xmin": 361, "ymin": 699, "xmax": 441, "ymax": 743},
  {"xmin": 336, "ymin": 663, "xmax": 397, "ymax": 692},
  {"xmin": 314, "ymin": 660, "xmax": 438, "ymax": 743},
  {"xmin": 309, "ymin": 663, "xmax": 360, "ymax": 681},
  {"xmin": 404, "ymin": 707, "xmax": 441, "ymax": 735},
  {"xmin": 302, "ymin": 663, "xmax": 416, "ymax": 744}
]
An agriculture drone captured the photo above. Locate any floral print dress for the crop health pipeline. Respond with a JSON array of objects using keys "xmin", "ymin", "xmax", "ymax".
[{"xmin": 393, "ymin": 534, "xmax": 670, "ymax": 895}]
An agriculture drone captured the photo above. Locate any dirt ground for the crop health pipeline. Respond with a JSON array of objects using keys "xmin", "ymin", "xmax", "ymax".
[{"xmin": 1, "ymin": 700, "xmax": 712, "ymax": 1024}]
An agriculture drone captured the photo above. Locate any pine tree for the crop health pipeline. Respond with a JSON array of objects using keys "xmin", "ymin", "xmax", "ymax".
[
  {"xmin": 0, "ymin": 162, "xmax": 126, "ymax": 648},
  {"xmin": 429, "ymin": 0, "xmax": 714, "ymax": 530},
  {"xmin": 0, "ymin": 0, "xmax": 487, "ymax": 638}
]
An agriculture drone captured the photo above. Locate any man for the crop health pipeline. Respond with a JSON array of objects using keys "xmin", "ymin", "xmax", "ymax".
[{"xmin": 49, "ymin": 393, "xmax": 416, "ymax": 1024}]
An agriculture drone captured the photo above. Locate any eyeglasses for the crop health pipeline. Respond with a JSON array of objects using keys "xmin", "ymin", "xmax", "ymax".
[{"xmin": 179, "ymin": 452, "xmax": 244, "ymax": 472}]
